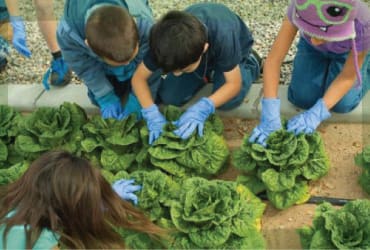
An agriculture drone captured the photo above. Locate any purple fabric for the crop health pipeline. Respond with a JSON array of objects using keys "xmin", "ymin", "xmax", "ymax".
[{"xmin": 287, "ymin": 0, "xmax": 370, "ymax": 53}]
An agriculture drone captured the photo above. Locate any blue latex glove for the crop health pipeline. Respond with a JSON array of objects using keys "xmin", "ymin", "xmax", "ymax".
[
  {"xmin": 96, "ymin": 91, "xmax": 126, "ymax": 120},
  {"xmin": 287, "ymin": 98, "xmax": 331, "ymax": 135},
  {"xmin": 9, "ymin": 16, "xmax": 31, "ymax": 58},
  {"xmin": 112, "ymin": 179, "xmax": 141, "ymax": 205},
  {"xmin": 141, "ymin": 104, "xmax": 167, "ymax": 145},
  {"xmin": 173, "ymin": 97, "xmax": 215, "ymax": 140},
  {"xmin": 249, "ymin": 98, "xmax": 282, "ymax": 147}
]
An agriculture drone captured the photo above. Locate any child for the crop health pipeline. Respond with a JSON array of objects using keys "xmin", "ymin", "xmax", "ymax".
[
  {"xmin": 0, "ymin": 151, "xmax": 162, "ymax": 249},
  {"xmin": 250, "ymin": 0, "xmax": 370, "ymax": 146},
  {"xmin": 0, "ymin": 0, "xmax": 11, "ymax": 71},
  {"xmin": 132, "ymin": 3, "xmax": 262, "ymax": 143},
  {"xmin": 57, "ymin": 0, "xmax": 160, "ymax": 120},
  {"xmin": 2, "ymin": 0, "xmax": 71, "ymax": 87}
]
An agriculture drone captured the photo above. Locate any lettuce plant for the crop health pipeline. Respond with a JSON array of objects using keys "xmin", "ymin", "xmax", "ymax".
[
  {"xmin": 0, "ymin": 161, "xmax": 29, "ymax": 185},
  {"xmin": 298, "ymin": 200, "xmax": 370, "ymax": 249},
  {"xmin": 129, "ymin": 170, "xmax": 180, "ymax": 222},
  {"xmin": 354, "ymin": 145, "xmax": 370, "ymax": 194},
  {"xmin": 81, "ymin": 114, "xmax": 143, "ymax": 173},
  {"xmin": 0, "ymin": 105, "xmax": 23, "ymax": 167},
  {"xmin": 14, "ymin": 103, "xmax": 87, "ymax": 161},
  {"xmin": 147, "ymin": 106, "xmax": 229, "ymax": 178},
  {"xmin": 233, "ymin": 130, "xmax": 330, "ymax": 209},
  {"xmin": 169, "ymin": 177, "xmax": 266, "ymax": 249}
]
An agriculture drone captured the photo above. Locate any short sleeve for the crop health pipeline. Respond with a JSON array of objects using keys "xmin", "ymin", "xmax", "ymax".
[
  {"xmin": 213, "ymin": 29, "xmax": 242, "ymax": 72},
  {"xmin": 143, "ymin": 52, "xmax": 159, "ymax": 72}
]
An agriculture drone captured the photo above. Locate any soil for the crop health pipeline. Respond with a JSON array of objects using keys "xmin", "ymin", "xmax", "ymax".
[{"xmin": 220, "ymin": 118, "xmax": 370, "ymax": 249}]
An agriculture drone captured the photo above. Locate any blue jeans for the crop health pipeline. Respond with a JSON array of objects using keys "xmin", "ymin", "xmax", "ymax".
[
  {"xmin": 288, "ymin": 38, "xmax": 370, "ymax": 113},
  {"xmin": 157, "ymin": 52, "xmax": 260, "ymax": 110}
]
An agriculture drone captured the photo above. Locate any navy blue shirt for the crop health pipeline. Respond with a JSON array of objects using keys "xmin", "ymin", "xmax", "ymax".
[{"xmin": 144, "ymin": 3, "xmax": 254, "ymax": 73}]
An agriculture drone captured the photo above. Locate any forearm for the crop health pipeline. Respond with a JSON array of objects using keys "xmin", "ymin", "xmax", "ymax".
[
  {"xmin": 5, "ymin": 0, "xmax": 20, "ymax": 16},
  {"xmin": 131, "ymin": 64, "xmax": 155, "ymax": 108},
  {"xmin": 263, "ymin": 58, "xmax": 281, "ymax": 98},
  {"xmin": 33, "ymin": 0, "xmax": 59, "ymax": 52},
  {"xmin": 323, "ymin": 74, "xmax": 357, "ymax": 109},
  {"xmin": 209, "ymin": 80, "xmax": 241, "ymax": 108}
]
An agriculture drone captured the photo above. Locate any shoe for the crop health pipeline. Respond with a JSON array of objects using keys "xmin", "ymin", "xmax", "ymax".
[
  {"xmin": 42, "ymin": 57, "xmax": 72, "ymax": 90},
  {"xmin": 250, "ymin": 49, "xmax": 264, "ymax": 75},
  {"xmin": 0, "ymin": 57, "xmax": 7, "ymax": 73}
]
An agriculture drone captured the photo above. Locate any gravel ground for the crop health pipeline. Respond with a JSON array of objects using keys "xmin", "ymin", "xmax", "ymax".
[{"xmin": 1, "ymin": 0, "xmax": 369, "ymax": 85}]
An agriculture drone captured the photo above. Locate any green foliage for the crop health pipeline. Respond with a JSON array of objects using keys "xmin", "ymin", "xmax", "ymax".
[
  {"xmin": 81, "ymin": 114, "xmax": 142, "ymax": 173},
  {"xmin": 297, "ymin": 200, "xmax": 370, "ymax": 249},
  {"xmin": 116, "ymin": 228, "xmax": 167, "ymax": 249},
  {"xmin": 148, "ymin": 106, "xmax": 229, "ymax": 178},
  {"xmin": 355, "ymin": 145, "xmax": 370, "ymax": 194},
  {"xmin": 169, "ymin": 177, "xmax": 265, "ymax": 249},
  {"xmin": 0, "ymin": 161, "xmax": 29, "ymax": 185},
  {"xmin": 232, "ymin": 130, "xmax": 329, "ymax": 209},
  {"xmin": 129, "ymin": 170, "xmax": 180, "ymax": 222},
  {"xmin": 0, "ymin": 106, "xmax": 22, "ymax": 166},
  {"xmin": 14, "ymin": 103, "xmax": 87, "ymax": 161}
]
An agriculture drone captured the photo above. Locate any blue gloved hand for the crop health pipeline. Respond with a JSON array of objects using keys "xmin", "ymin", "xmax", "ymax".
[
  {"xmin": 173, "ymin": 97, "xmax": 215, "ymax": 140},
  {"xmin": 96, "ymin": 91, "xmax": 126, "ymax": 120},
  {"xmin": 249, "ymin": 98, "xmax": 282, "ymax": 147},
  {"xmin": 141, "ymin": 104, "xmax": 167, "ymax": 144},
  {"xmin": 112, "ymin": 179, "xmax": 141, "ymax": 205},
  {"xmin": 9, "ymin": 16, "xmax": 31, "ymax": 58},
  {"xmin": 287, "ymin": 98, "xmax": 331, "ymax": 135}
]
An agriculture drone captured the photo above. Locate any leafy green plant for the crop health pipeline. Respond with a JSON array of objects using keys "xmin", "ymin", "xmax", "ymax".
[
  {"xmin": 146, "ymin": 106, "xmax": 229, "ymax": 178},
  {"xmin": 0, "ymin": 105, "xmax": 23, "ymax": 167},
  {"xmin": 129, "ymin": 170, "xmax": 181, "ymax": 222},
  {"xmin": 0, "ymin": 161, "xmax": 29, "ymax": 185},
  {"xmin": 81, "ymin": 114, "xmax": 143, "ymax": 173},
  {"xmin": 297, "ymin": 200, "xmax": 370, "ymax": 249},
  {"xmin": 169, "ymin": 177, "xmax": 266, "ymax": 249},
  {"xmin": 14, "ymin": 103, "xmax": 87, "ymax": 161},
  {"xmin": 233, "ymin": 130, "xmax": 330, "ymax": 209},
  {"xmin": 354, "ymin": 145, "xmax": 370, "ymax": 194}
]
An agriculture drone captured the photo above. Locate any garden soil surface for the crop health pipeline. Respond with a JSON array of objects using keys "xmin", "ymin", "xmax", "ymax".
[{"xmin": 220, "ymin": 118, "xmax": 370, "ymax": 249}]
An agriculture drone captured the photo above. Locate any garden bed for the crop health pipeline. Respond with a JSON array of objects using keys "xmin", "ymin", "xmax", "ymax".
[{"xmin": 221, "ymin": 119, "xmax": 370, "ymax": 249}]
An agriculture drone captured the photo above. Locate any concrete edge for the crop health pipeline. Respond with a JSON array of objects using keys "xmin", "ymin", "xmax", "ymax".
[{"xmin": 0, "ymin": 83, "xmax": 369, "ymax": 123}]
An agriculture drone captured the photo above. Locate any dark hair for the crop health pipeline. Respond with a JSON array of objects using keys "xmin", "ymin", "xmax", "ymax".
[
  {"xmin": 0, "ymin": 151, "xmax": 164, "ymax": 249},
  {"xmin": 149, "ymin": 10, "xmax": 207, "ymax": 73},
  {"xmin": 85, "ymin": 5, "xmax": 139, "ymax": 63}
]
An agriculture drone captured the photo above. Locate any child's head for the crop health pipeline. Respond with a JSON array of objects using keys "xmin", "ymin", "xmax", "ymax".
[
  {"xmin": 292, "ymin": 0, "xmax": 358, "ymax": 42},
  {"xmin": 0, "ymin": 151, "xmax": 162, "ymax": 249},
  {"xmin": 149, "ymin": 10, "xmax": 208, "ymax": 74},
  {"xmin": 85, "ymin": 5, "xmax": 139, "ymax": 66}
]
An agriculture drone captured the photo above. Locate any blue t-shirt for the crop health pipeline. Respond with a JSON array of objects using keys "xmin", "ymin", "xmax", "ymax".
[
  {"xmin": 144, "ymin": 3, "xmax": 254, "ymax": 73},
  {"xmin": 0, "ymin": 212, "xmax": 59, "ymax": 250},
  {"xmin": 0, "ymin": 0, "xmax": 9, "ymax": 22}
]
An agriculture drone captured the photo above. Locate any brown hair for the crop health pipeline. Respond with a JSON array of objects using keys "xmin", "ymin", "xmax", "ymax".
[
  {"xmin": 0, "ymin": 151, "xmax": 164, "ymax": 249},
  {"xmin": 85, "ymin": 5, "xmax": 139, "ymax": 63}
]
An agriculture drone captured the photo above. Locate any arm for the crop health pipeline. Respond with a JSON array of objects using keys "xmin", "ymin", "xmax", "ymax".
[
  {"xmin": 5, "ymin": 0, "xmax": 31, "ymax": 57},
  {"xmin": 263, "ymin": 17, "xmax": 298, "ymax": 98},
  {"xmin": 33, "ymin": 0, "xmax": 59, "ymax": 52},
  {"xmin": 131, "ymin": 62, "xmax": 155, "ymax": 108},
  {"xmin": 323, "ymin": 50, "xmax": 368, "ymax": 109},
  {"xmin": 249, "ymin": 17, "xmax": 298, "ymax": 146},
  {"xmin": 287, "ymin": 50, "xmax": 368, "ymax": 135},
  {"xmin": 132, "ymin": 62, "xmax": 167, "ymax": 144},
  {"xmin": 208, "ymin": 65, "xmax": 242, "ymax": 107},
  {"xmin": 4, "ymin": 0, "xmax": 19, "ymax": 16}
]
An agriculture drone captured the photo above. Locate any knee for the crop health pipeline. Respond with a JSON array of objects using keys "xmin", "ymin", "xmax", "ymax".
[
  {"xmin": 288, "ymin": 86, "xmax": 320, "ymax": 109},
  {"xmin": 331, "ymin": 99, "xmax": 360, "ymax": 113}
]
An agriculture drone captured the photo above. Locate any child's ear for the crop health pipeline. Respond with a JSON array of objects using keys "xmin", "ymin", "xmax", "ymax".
[
  {"xmin": 203, "ymin": 43, "xmax": 209, "ymax": 53},
  {"xmin": 85, "ymin": 39, "xmax": 90, "ymax": 48}
]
